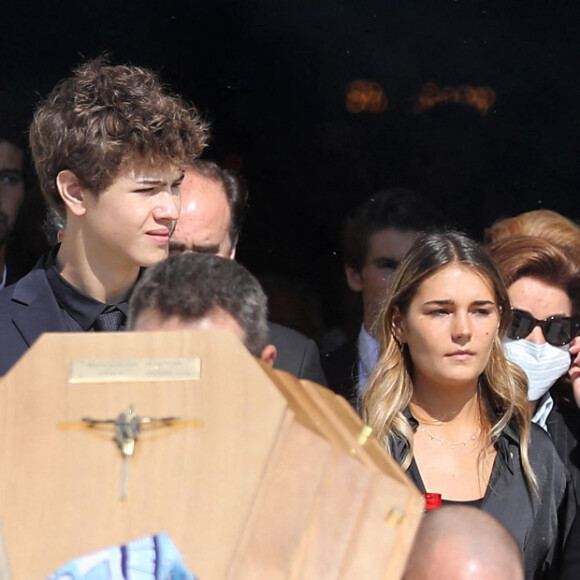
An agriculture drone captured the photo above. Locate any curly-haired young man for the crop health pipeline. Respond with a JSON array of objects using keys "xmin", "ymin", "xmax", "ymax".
[{"xmin": 0, "ymin": 58, "xmax": 208, "ymax": 374}]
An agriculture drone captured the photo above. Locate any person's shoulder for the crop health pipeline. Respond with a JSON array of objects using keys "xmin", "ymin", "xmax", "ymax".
[
  {"xmin": 267, "ymin": 321, "xmax": 314, "ymax": 349},
  {"xmin": 529, "ymin": 420, "xmax": 560, "ymax": 448},
  {"xmin": 0, "ymin": 271, "xmax": 28, "ymax": 306},
  {"xmin": 550, "ymin": 403, "xmax": 580, "ymax": 438},
  {"xmin": 504, "ymin": 420, "xmax": 565, "ymax": 470},
  {"xmin": 0, "ymin": 255, "xmax": 57, "ymax": 331},
  {"xmin": 528, "ymin": 421, "xmax": 563, "ymax": 461},
  {"xmin": 527, "ymin": 422, "xmax": 572, "ymax": 486},
  {"xmin": 267, "ymin": 322, "xmax": 327, "ymax": 385},
  {"xmin": 0, "ymin": 258, "xmax": 50, "ymax": 303}
]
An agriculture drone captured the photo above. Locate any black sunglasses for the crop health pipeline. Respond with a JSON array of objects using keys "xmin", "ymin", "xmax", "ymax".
[{"xmin": 508, "ymin": 308, "xmax": 580, "ymax": 347}]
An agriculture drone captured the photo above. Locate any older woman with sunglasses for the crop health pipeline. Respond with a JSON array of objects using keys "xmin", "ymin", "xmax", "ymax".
[
  {"xmin": 485, "ymin": 209, "xmax": 580, "ymax": 404},
  {"xmin": 486, "ymin": 235, "xmax": 580, "ymax": 499}
]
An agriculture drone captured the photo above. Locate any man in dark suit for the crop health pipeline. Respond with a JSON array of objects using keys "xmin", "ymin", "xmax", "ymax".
[
  {"xmin": 0, "ymin": 132, "xmax": 26, "ymax": 289},
  {"xmin": 323, "ymin": 190, "xmax": 445, "ymax": 404},
  {"xmin": 0, "ymin": 59, "xmax": 208, "ymax": 375},
  {"xmin": 168, "ymin": 160, "xmax": 327, "ymax": 385}
]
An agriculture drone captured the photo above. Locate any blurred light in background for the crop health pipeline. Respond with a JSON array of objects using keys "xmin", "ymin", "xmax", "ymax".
[
  {"xmin": 414, "ymin": 83, "xmax": 496, "ymax": 115},
  {"xmin": 346, "ymin": 80, "xmax": 388, "ymax": 113}
]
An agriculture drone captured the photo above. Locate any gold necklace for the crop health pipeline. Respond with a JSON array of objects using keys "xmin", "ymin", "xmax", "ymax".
[{"xmin": 420, "ymin": 425, "xmax": 477, "ymax": 449}]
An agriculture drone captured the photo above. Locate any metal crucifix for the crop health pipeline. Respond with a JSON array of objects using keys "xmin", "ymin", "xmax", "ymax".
[{"xmin": 82, "ymin": 406, "xmax": 189, "ymax": 500}]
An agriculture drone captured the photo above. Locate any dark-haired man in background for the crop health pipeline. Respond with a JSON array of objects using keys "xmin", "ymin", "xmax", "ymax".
[
  {"xmin": 323, "ymin": 189, "xmax": 445, "ymax": 403},
  {"xmin": 0, "ymin": 131, "xmax": 26, "ymax": 289}
]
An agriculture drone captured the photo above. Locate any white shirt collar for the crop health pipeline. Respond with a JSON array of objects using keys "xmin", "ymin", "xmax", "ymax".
[{"xmin": 531, "ymin": 392, "xmax": 554, "ymax": 431}]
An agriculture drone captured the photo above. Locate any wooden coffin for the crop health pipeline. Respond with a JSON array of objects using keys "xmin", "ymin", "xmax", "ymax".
[{"xmin": 0, "ymin": 330, "xmax": 423, "ymax": 579}]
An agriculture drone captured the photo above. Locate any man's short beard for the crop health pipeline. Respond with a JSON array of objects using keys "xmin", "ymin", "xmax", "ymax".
[{"xmin": 0, "ymin": 211, "xmax": 13, "ymax": 247}]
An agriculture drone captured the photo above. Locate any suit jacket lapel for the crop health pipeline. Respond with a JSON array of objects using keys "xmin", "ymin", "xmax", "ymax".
[{"xmin": 10, "ymin": 267, "xmax": 65, "ymax": 347}]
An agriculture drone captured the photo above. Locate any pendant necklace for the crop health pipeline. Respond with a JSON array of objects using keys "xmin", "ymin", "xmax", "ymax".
[{"xmin": 420, "ymin": 425, "xmax": 477, "ymax": 449}]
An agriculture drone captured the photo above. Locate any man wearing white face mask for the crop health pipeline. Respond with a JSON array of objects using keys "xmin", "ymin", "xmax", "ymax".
[{"xmin": 488, "ymin": 235, "xmax": 580, "ymax": 501}]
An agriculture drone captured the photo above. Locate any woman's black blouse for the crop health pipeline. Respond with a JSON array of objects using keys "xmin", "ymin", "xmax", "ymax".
[{"xmin": 392, "ymin": 410, "xmax": 576, "ymax": 580}]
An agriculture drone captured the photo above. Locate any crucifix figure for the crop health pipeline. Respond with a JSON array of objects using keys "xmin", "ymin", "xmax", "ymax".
[{"xmin": 82, "ymin": 406, "xmax": 182, "ymax": 500}]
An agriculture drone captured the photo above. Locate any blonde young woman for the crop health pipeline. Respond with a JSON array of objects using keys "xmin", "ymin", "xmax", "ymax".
[{"xmin": 362, "ymin": 231, "xmax": 575, "ymax": 580}]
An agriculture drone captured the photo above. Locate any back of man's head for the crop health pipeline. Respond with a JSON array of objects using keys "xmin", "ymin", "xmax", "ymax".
[
  {"xmin": 29, "ymin": 57, "xmax": 209, "ymax": 217},
  {"xmin": 128, "ymin": 253, "xmax": 269, "ymax": 358},
  {"xmin": 342, "ymin": 188, "xmax": 444, "ymax": 271},
  {"xmin": 404, "ymin": 506, "xmax": 523, "ymax": 580}
]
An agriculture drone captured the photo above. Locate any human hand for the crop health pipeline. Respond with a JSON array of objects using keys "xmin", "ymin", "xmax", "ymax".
[{"xmin": 569, "ymin": 336, "xmax": 580, "ymax": 407}]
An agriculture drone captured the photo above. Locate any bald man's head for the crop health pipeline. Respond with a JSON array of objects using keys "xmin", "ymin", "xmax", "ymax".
[
  {"xmin": 169, "ymin": 161, "xmax": 248, "ymax": 259},
  {"xmin": 169, "ymin": 166, "xmax": 234, "ymax": 258},
  {"xmin": 404, "ymin": 506, "xmax": 523, "ymax": 580}
]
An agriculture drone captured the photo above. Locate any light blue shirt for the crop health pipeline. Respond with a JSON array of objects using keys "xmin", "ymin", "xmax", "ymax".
[
  {"xmin": 45, "ymin": 533, "xmax": 198, "ymax": 580},
  {"xmin": 531, "ymin": 392, "xmax": 554, "ymax": 431},
  {"xmin": 357, "ymin": 324, "xmax": 380, "ymax": 398}
]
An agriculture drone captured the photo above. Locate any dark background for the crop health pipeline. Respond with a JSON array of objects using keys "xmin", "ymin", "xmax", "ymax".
[{"xmin": 2, "ymin": 0, "xmax": 579, "ymax": 333}]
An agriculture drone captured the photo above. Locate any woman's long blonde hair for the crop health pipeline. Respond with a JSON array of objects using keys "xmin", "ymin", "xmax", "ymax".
[{"xmin": 361, "ymin": 231, "xmax": 536, "ymax": 493}]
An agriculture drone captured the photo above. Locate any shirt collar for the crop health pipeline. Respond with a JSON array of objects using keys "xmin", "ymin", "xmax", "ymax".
[
  {"xmin": 45, "ymin": 245, "xmax": 130, "ymax": 330},
  {"xmin": 402, "ymin": 405, "xmax": 519, "ymax": 475},
  {"xmin": 531, "ymin": 393, "xmax": 554, "ymax": 431},
  {"xmin": 357, "ymin": 324, "xmax": 380, "ymax": 397}
]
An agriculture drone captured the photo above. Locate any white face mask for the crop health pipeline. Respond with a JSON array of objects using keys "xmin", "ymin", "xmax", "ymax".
[{"xmin": 503, "ymin": 338, "xmax": 571, "ymax": 401}]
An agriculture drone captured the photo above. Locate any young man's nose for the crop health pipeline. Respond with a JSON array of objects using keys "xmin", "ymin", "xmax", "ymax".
[{"xmin": 154, "ymin": 191, "xmax": 180, "ymax": 221}]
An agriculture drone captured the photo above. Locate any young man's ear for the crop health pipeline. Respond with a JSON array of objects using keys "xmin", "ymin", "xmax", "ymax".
[
  {"xmin": 260, "ymin": 344, "xmax": 277, "ymax": 366},
  {"xmin": 345, "ymin": 266, "xmax": 363, "ymax": 293},
  {"xmin": 391, "ymin": 306, "xmax": 407, "ymax": 345},
  {"xmin": 56, "ymin": 170, "xmax": 87, "ymax": 217}
]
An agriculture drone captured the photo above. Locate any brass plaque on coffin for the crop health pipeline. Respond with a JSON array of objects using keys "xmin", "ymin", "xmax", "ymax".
[{"xmin": 69, "ymin": 357, "xmax": 201, "ymax": 383}]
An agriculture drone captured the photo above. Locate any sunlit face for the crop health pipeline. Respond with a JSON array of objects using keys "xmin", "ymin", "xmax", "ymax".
[
  {"xmin": 394, "ymin": 264, "xmax": 500, "ymax": 391},
  {"xmin": 169, "ymin": 167, "xmax": 233, "ymax": 258},
  {"xmin": 507, "ymin": 276, "xmax": 572, "ymax": 344},
  {"xmin": 80, "ymin": 161, "xmax": 182, "ymax": 270},
  {"xmin": 0, "ymin": 141, "xmax": 25, "ymax": 246},
  {"xmin": 346, "ymin": 227, "xmax": 418, "ymax": 330}
]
